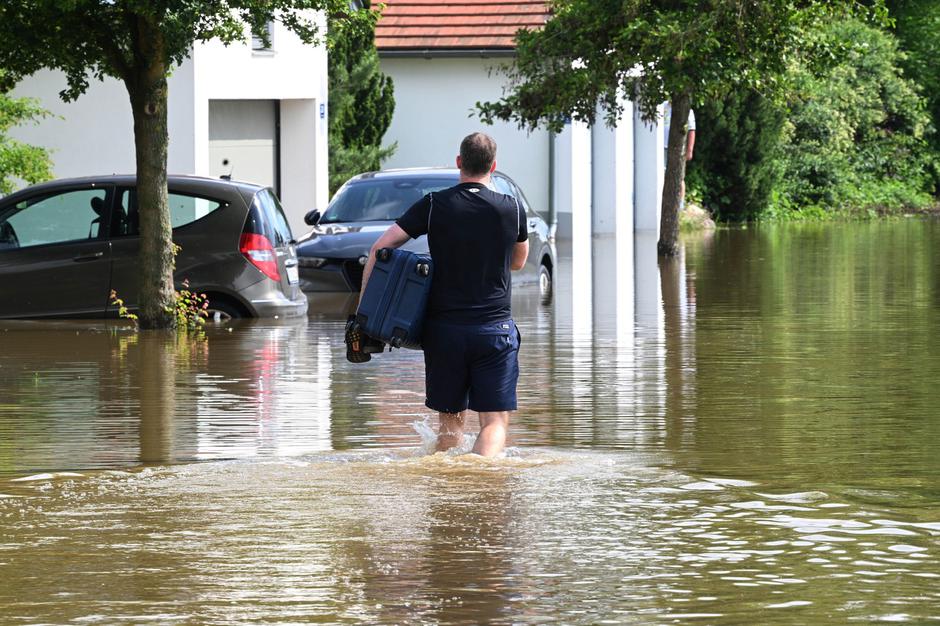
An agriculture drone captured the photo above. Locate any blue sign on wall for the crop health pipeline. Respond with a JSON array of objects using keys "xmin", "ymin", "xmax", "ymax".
[{"xmin": 320, "ymin": 103, "xmax": 325, "ymax": 119}]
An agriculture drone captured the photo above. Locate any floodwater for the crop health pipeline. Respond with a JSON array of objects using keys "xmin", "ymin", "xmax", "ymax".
[{"xmin": 1, "ymin": 220, "xmax": 939, "ymax": 624}]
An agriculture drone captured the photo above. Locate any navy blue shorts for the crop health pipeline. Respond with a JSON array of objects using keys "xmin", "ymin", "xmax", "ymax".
[{"xmin": 422, "ymin": 319, "xmax": 521, "ymax": 413}]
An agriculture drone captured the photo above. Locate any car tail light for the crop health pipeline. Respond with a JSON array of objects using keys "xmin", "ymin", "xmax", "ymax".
[{"xmin": 240, "ymin": 232, "xmax": 281, "ymax": 281}]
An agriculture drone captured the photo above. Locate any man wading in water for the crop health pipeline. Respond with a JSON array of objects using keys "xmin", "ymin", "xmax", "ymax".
[{"xmin": 358, "ymin": 132, "xmax": 528, "ymax": 457}]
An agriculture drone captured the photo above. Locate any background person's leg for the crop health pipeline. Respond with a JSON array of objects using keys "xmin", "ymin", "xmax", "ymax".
[
  {"xmin": 437, "ymin": 411, "xmax": 467, "ymax": 452},
  {"xmin": 473, "ymin": 411, "xmax": 511, "ymax": 457}
]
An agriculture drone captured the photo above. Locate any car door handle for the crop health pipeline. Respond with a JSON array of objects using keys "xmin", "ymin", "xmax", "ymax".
[
  {"xmin": 72, "ymin": 251, "xmax": 104, "ymax": 262},
  {"xmin": 529, "ymin": 220, "xmax": 537, "ymax": 228}
]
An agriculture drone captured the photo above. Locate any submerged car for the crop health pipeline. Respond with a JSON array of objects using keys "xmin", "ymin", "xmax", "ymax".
[
  {"xmin": 0, "ymin": 175, "xmax": 307, "ymax": 320},
  {"xmin": 296, "ymin": 168, "xmax": 556, "ymax": 302}
]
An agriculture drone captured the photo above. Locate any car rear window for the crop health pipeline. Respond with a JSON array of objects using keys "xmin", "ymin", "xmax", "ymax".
[
  {"xmin": 320, "ymin": 177, "xmax": 456, "ymax": 224},
  {"xmin": 115, "ymin": 189, "xmax": 227, "ymax": 236},
  {"xmin": 247, "ymin": 188, "xmax": 293, "ymax": 246},
  {"xmin": 169, "ymin": 195, "xmax": 224, "ymax": 228}
]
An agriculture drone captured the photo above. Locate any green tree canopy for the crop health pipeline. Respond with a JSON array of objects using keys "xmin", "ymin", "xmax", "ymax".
[
  {"xmin": 887, "ymin": 0, "xmax": 940, "ymax": 193},
  {"xmin": 0, "ymin": 91, "xmax": 53, "ymax": 194},
  {"xmin": 0, "ymin": 1, "xmax": 372, "ymax": 328},
  {"xmin": 772, "ymin": 18, "xmax": 932, "ymax": 214},
  {"xmin": 328, "ymin": 5, "xmax": 396, "ymax": 195},
  {"xmin": 477, "ymin": 0, "xmax": 883, "ymax": 255}
]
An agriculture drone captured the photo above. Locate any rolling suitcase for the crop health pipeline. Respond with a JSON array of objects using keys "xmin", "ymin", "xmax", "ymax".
[{"xmin": 356, "ymin": 247, "xmax": 433, "ymax": 349}]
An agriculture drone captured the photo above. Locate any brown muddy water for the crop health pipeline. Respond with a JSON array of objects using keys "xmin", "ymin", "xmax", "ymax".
[{"xmin": 1, "ymin": 220, "xmax": 938, "ymax": 625}]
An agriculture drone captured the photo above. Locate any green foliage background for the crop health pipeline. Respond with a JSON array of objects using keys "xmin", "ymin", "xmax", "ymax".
[
  {"xmin": 777, "ymin": 19, "xmax": 931, "ymax": 213},
  {"xmin": 328, "ymin": 6, "xmax": 395, "ymax": 195},
  {"xmin": 888, "ymin": 0, "xmax": 940, "ymax": 193},
  {"xmin": 0, "ymin": 92, "xmax": 53, "ymax": 194},
  {"xmin": 691, "ymin": 16, "xmax": 936, "ymax": 219}
]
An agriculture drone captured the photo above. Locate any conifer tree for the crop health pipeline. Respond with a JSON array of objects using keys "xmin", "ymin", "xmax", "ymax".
[
  {"xmin": 328, "ymin": 4, "xmax": 396, "ymax": 194},
  {"xmin": 686, "ymin": 89, "xmax": 786, "ymax": 220}
]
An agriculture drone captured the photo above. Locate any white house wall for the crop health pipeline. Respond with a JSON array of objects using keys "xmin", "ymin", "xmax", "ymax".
[
  {"xmin": 9, "ymin": 59, "xmax": 198, "ymax": 178},
  {"xmin": 633, "ymin": 104, "xmax": 665, "ymax": 235},
  {"xmin": 10, "ymin": 15, "xmax": 327, "ymax": 239},
  {"xmin": 191, "ymin": 15, "xmax": 328, "ymax": 235},
  {"xmin": 379, "ymin": 57, "xmax": 551, "ymax": 220},
  {"xmin": 279, "ymin": 99, "xmax": 320, "ymax": 222},
  {"xmin": 208, "ymin": 100, "xmax": 277, "ymax": 188}
]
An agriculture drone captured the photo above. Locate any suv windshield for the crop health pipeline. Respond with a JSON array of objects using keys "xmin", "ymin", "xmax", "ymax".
[{"xmin": 320, "ymin": 177, "xmax": 456, "ymax": 224}]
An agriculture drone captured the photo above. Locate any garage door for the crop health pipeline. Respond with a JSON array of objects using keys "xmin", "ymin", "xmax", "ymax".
[{"xmin": 208, "ymin": 100, "xmax": 278, "ymax": 192}]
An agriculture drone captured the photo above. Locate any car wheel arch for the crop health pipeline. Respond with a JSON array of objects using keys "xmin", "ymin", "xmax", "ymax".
[
  {"xmin": 538, "ymin": 255, "xmax": 553, "ymax": 305},
  {"xmin": 540, "ymin": 253, "xmax": 553, "ymax": 275},
  {"xmin": 201, "ymin": 291, "xmax": 252, "ymax": 318}
]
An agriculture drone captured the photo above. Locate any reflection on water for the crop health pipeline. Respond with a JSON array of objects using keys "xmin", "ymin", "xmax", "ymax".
[{"xmin": 1, "ymin": 220, "xmax": 939, "ymax": 624}]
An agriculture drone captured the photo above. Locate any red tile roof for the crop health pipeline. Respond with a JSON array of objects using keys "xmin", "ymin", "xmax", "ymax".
[{"xmin": 375, "ymin": 0, "xmax": 550, "ymax": 51}]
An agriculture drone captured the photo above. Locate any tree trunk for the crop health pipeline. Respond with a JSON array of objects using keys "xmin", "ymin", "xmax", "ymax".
[
  {"xmin": 658, "ymin": 93, "xmax": 692, "ymax": 257},
  {"xmin": 126, "ymin": 21, "xmax": 175, "ymax": 329}
]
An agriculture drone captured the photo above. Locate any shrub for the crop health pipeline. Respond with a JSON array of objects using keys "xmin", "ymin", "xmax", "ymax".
[
  {"xmin": 686, "ymin": 88, "xmax": 786, "ymax": 220},
  {"xmin": 771, "ymin": 18, "xmax": 934, "ymax": 214}
]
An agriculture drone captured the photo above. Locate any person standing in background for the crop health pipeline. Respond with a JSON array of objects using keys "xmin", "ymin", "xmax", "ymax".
[{"xmin": 664, "ymin": 103, "xmax": 696, "ymax": 206}]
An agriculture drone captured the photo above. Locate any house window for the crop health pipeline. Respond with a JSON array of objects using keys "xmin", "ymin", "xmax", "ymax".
[{"xmin": 251, "ymin": 22, "xmax": 274, "ymax": 52}]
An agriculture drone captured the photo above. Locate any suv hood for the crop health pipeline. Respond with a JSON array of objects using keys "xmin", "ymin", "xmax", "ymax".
[{"xmin": 296, "ymin": 221, "xmax": 428, "ymax": 259}]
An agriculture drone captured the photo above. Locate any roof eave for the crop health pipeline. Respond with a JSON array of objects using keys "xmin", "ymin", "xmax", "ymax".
[{"xmin": 377, "ymin": 47, "xmax": 517, "ymax": 59}]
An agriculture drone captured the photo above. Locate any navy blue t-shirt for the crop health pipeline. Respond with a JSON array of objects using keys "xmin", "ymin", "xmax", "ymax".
[{"xmin": 396, "ymin": 182, "xmax": 527, "ymax": 324}]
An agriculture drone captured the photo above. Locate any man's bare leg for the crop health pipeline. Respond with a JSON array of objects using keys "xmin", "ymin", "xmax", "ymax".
[
  {"xmin": 473, "ymin": 411, "xmax": 511, "ymax": 457},
  {"xmin": 436, "ymin": 411, "xmax": 466, "ymax": 452}
]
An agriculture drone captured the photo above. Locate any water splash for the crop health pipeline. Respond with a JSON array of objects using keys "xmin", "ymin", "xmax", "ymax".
[
  {"xmin": 11, "ymin": 472, "xmax": 84, "ymax": 482},
  {"xmin": 410, "ymin": 417, "xmax": 476, "ymax": 456},
  {"xmin": 407, "ymin": 418, "xmax": 551, "ymax": 469}
]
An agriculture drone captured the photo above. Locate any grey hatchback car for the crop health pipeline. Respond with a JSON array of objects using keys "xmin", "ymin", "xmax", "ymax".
[
  {"xmin": 297, "ymin": 168, "xmax": 556, "ymax": 302},
  {"xmin": 0, "ymin": 175, "xmax": 307, "ymax": 319}
]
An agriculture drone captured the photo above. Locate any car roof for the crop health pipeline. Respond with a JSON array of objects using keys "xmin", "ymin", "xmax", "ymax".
[
  {"xmin": 347, "ymin": 167, "xmax": 515, "ymax": 183},
  {"xmin": 1, "ymin": 174, "xmax": 266, "ymax": 204}
]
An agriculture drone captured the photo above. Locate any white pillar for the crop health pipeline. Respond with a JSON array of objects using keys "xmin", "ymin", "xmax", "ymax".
[
  {"xmin": 552, "ymin": 120, "xmax": 593, "ymax": 337},
  {"xmin": 633, "ymin": 103, "xmax": 664, "ymax": 236},
  {"xmin": 279, "ymin": 99, "xmax": 320, "ymax": 236},
  {"xmin": 314, "ymin": 47, "xmax": 330, "ymax": 211},
  {"xmin": 190, "ymin": 49, "xmax": 210, "ymax": 177}
]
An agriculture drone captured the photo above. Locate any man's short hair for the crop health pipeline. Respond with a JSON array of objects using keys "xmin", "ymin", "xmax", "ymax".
[{"xmin": 459, "ymin": 132, "xmax": 497, "ymax": 176}]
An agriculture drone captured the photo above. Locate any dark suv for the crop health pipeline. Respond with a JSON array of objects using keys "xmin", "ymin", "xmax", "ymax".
[
  {"xmin": 296, "ymin": 168, "xmax": 556, "ymax": 303},
  {"xmin": 0, "ymin": 175, "xmax": 307, "ymax": 319}
]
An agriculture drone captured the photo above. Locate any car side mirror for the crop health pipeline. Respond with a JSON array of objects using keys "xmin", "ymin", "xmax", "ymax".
[{"xmin": 304, "ymin": 209, "xmax": 321, "ymax": 226}]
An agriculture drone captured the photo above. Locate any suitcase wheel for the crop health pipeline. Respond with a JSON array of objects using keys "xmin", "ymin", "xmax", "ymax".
[
  {"xmin": 377, "ymin": 248, "xmax": 392, "ymax": 262},
  {"xmin": 416, "ymin": 263, "xmax": 430, "ymax": 277}
]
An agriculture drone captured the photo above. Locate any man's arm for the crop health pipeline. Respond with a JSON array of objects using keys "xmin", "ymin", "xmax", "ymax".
[
  {"xmin": 686, "ymin": 129, "xmax": 696, "ymax": 161},
  {"xmin": 358, "ymin": 223, "xmax": 412, "ymax": 305},
  {"xmin": 511, "ymin": 240, "xmax": 529, "ymax": 271}
]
